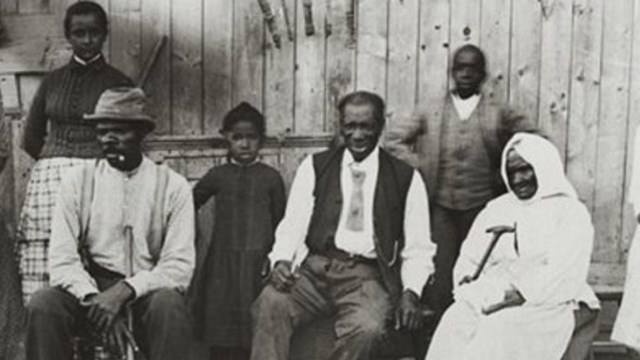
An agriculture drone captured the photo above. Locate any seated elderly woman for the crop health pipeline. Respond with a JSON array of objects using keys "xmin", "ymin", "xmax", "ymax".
[{"xmin": 425, "ymin": 133, "xmax": 600, "ymax": 360}]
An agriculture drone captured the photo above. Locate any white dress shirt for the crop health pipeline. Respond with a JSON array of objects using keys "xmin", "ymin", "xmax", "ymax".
[
  {"xmin": 49, "ymin": 157, "xmax": 196, "ymax": 300},
  {"xmin": 269, "ymin": 146, "xmax": 436, "ymax": 295},
  {"xmin": 451, "ymin": 92, "xmax": 481, "ymax": 121}
]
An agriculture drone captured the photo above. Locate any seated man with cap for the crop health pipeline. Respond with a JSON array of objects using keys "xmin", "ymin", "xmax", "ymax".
[{"xmin": 25, "ymin": 87, "xmax": 195, "ymax": 360}]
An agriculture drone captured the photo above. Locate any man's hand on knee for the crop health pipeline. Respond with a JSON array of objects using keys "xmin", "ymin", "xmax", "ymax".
[
  {"xmin": 84, "ymin": 281, "xmax": 135, "ymax": 332},
  {"xmin": 270, "ymin": 260, "xmax": 298, "ymax": 292},
  {"xmin": 395, "ymin": 290, "xmax": 422, "ymax": 331}
]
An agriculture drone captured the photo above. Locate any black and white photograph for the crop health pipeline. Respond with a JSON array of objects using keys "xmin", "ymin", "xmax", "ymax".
[{"xmin": 0, "ymin": 0, "xmax": 639, "ymax": 359}]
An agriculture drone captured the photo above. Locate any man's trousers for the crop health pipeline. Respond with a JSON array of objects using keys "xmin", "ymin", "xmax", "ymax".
[
  {"xmin": 25, "ymin": 287, "xmax": 192, "ymax": 360},
  {"xmin": 250, "ymin": 254, "xmax": 398, "ymax": 360},
  {"xmin": 430, "ymin": 204, "xmax": 484, "ymax": 316}
]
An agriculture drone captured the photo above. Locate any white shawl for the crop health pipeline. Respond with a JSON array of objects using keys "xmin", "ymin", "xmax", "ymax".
[{"xmin": 426, "ymin": 133, "xmax": 597, "ymax": 360}]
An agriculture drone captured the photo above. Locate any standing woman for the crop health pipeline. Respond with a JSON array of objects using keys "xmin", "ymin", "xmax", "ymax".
[
  {"xmin": 612, "ymin": 125, "xmax": 640, "ymax": 356},
  {"xmin": 16, "ymin": 1, "xmax": 131, "ymax": 304}
]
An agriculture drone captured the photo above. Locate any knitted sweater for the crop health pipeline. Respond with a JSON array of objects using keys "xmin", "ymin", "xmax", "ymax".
[{"xmin": 22, "ymin": 56, "xmax": 132, "ymax": 159}]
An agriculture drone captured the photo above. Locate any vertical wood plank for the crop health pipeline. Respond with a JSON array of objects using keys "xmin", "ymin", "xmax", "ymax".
[
  {"xmin": 622, "ymin": 1, "xmax": 640, "ymax": 261},
  {"xmin": 92, "ymin": 0, "xmax": 111, "ymax": 62},
  {"xmin": 171, "ymin": 0, "xmax": 204, "ymax": 135},
  {"xmin": 537, "ymin": 0, "xmax": 573, "ymax": 155},
  {"xmin": 480, "ymin": 0, "xmax": 511, "ymax": 102},
  {"xmin": 141, "ymin": 0, "xmax": 171, "ymax": 135},
  {"xmin": 203, "ymin": 0, "xmax": 234, "ymax": 135},
  {"xmin": 509, "ymin": 0, "xmax": 542, "ymax": 123},
  {"xmin": 593, "ymin": 0, "xmax": 633, "ymax": 263},
  {"xmin": 356, "ymin": 0, "xmax": 388, "ymax": 94},
  {"xmin": 566, "ymin": 0, "xmax": 603, "ymax": 213},
  {"xmin": 416, "ymin": 0, "xmax": 450, "ymax": 115},
  {"xmin": 233, "ymin": 0, "xmax": 265, "ymax": 110},
  {"xmin": 264, "ymin": 0, "xmax": 295, "ymax": 136},
  {"xmin": 449, "ymin": 0, "xmax": 481, "ymax": 50},
  {"xmin": 295, "ymin": 0, "xmax": 326, "ymax": 134},
  {"xmin": 619, "ymin": 0, "xmax": 640, "ymax": 262},
  {"xmin": 325, "ymin": 0, "xmax": 357, "ymax": 134},
  {"xmin": 110, "ymin": 0, "xmax": 142, "ymax": 81},
  {"xmin": 386, "ymin": 0, "xmax": 419, "ymax": 127}
]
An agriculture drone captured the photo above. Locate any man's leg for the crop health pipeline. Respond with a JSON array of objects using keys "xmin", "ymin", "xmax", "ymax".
[
  {"xmin": 134, "ymin": 288, "xmax": 192, "ymax": 360},
  {"xmin": 250, "ymin": 255, "xmax": 333, "ymax": 360},
  {"xmin": 431, "ymin": 205, "xmax": 482, "ymax": 316},
  {"xmin": 328, "ymin": 261, "xmax": 394, "ymax": 360},
  {"xmin": 25, "ymin": 287, "xmax": 84, "ymax": 360},
  {"xmin": 561, "ymin": 305, "xmax": 600, "ymax": 360},
  {"xmin": 431, "ymin": 205, "xmax": 460, "ymax": 315}
]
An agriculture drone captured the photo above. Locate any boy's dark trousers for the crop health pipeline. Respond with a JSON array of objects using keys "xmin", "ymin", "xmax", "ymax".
[{"xmin": 25, "ymin": 263, "xmax": 192, "ymax": 360}]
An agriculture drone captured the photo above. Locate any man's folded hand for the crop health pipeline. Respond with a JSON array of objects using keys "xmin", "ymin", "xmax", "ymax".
[{"xmin": 395, "ymin": 289, "xmax": 422, "ymax": 331}]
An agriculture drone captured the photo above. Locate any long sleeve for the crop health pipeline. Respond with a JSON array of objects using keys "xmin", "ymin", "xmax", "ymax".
[
  {"xmin": 49, "ymin": 167, "xmax": 99, "ymax": 300},
  {"xmin": 270, "ymin": 173, "xmax": 287, "ymax": 232},
  {"xmin": 268, "ymin": 155, "xmax": 315, "ymax": 266},
  {"xmin": 193, "ymin": 168, "xmax": 218, "ymax": 210},
  {"xmin": 383, "ymin": 108, "xmax": 425, "ymax": 168},
  {"xmin": 22, "ymin": 76, "xmax": 49, "ymax": 159},
  {"xmin": 125, "ymin": 179, "xmax": 196, "ymax": 297},
  {"xmin": 510, "ymin": 204, "xmax": 594, "ymax": 305},
  {"xmin": 630, "ymin": 125, "xmax": 640, "ymax": 213},
  {"xmin": 401, "ymin": 170, "xmax": 436, "ymax": 295}
]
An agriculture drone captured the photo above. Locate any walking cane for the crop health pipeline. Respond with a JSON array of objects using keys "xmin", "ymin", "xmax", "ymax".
[
  {"xmin": 123, "ymin": 226, "xmax": 136, "ymax": 360},
  {"xmin": 458, "ymin": 224, "xmax": 517, "ymax": 286}
]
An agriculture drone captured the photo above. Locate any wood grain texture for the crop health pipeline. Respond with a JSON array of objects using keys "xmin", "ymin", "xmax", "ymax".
[
  {"xmin": 356, "ymin": 0, "xmax": 388, "ymax": 94},
  {"xmin": 295, "ymin": 0, "xmax": 327, "ymax": 134},
  {"xmin": 416, "ymin": 0, "xmax": 450, "ymax": 115},
  {"xmin": 621, "ymin": 1, "xmax": 640, "ymax": 262},
  {"xmin": 325, "ymin": 0, "xmax": 356, "ymax": 134},
  {"xmin": 537, "ymin": 0, "xmax": 573, "ymax": 157},
  {"xmin": 509, "ymin": 0, "xmax": 542, "ymax": 123},
  {"xmin": 203, "ymin": 0, "xmax": 234, "ymax": 135},
  {"xmin": 593, "ymin": 0, "xmax": 633, "ymax": 263},
  {"xmin": 480, "ymin": 0, "xmax": 511, "ymax": 102},
  {"xmin": 566, "ymin": 0, "xmax": 603, "ymax": 213},
  {"xmin": 110, "ymin": 0, "xmax": 142, "ymax": 81},
  {"xmin": 232, "ymin": 0, "xmax": 265, "ymax": 110},
  {"xmin": 141, "ymin": 0, "xmax": 170, "ymax": 135},
  {"xmin": 171, "ymin": 0, "xmax": 203, "ymax": 135},
  {"xmin": 449, "ymin": 0, "xmax": 480, "ymax": 50},
  {"xmin": 386, "ymin": 0, "xmax": 419, "ymax": 128},
  {"xmin": 264, "ymin": 0, "xmax": 295, "ymax": 136}
]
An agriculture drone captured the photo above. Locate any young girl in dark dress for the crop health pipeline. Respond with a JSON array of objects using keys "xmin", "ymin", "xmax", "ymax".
[{"xmin": 193, "ymin": 102, "xmax": 286, "ymax": 360}]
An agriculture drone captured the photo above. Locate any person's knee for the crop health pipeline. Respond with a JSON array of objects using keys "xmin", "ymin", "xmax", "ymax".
[
  {"xmin": 251, "ymin": 285, "xmax": 291, "ymax": 323},
  {"xmin": 26, "ymin": 287, "xmax": 71, "ymax": 317},
  {"xmin": 144, "ymin": 289, "xmax": 188, "ymax": 317}
]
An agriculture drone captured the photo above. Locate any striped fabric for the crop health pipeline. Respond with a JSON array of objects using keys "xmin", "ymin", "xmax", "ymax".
[{"xmin": 16, "ymin": 157, "xmax": 91, "ymax": 304}]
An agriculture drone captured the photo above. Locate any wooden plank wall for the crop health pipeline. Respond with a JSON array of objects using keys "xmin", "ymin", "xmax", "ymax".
[{"xmin": 1, "ymin": 0, "xmax": 640, "ymax": 288}]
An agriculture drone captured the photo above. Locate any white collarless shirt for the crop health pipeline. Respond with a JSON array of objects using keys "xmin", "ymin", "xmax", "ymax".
[
  {"xmin": 451, "ymin": 92, "xmax": 481, "ymax": 121},
  {"xmin": 269, "ymin": 146, "xmax": 436, "ymax": 295}
]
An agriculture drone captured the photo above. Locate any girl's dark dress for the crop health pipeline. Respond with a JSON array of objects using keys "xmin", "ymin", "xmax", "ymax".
[{"xmin": 193, "ymin": 161, "xmax": 286, "ymax": 351}]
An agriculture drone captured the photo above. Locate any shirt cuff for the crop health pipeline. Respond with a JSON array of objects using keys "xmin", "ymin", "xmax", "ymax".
[
  {"xmin": 68, "ymin": 282, "xmax": 100, "ymax": 302},
  {"xmin": 124, "ymin": 273, "xmax": 151, "ymax": 299}
]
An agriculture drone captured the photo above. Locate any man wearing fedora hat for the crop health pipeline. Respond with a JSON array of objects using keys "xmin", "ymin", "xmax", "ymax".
[{"xmin": 25, "ymin": 87, "xmax": 195, "ymax": 360}]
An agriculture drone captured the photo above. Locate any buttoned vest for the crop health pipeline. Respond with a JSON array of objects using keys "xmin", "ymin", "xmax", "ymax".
[{"xmin": 305, "ymin": 147, "xmax": 414, "ymax": 299}]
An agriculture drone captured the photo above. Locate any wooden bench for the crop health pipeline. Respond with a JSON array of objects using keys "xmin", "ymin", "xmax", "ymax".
[{"xmin": 590, "ymin": 289, "xmax": 640, "ymax": 360}]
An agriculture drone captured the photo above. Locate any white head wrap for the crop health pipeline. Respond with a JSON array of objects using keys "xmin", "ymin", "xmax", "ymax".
[{"xmin": 500, "ymin": 133, "xmax": 577, "ymax": 202}]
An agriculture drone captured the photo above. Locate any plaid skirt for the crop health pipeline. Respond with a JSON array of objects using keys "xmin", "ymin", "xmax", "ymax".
[{"xmin": 16, "ymin": 157, "xmax": 91, "ymax": 304}]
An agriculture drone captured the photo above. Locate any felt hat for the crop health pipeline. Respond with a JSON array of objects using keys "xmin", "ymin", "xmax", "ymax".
[{"xmin": 84, "ymin": 87, "xmax": 155, "ymax": 131}]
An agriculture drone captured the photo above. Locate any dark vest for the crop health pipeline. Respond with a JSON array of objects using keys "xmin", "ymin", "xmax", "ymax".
[{"xmin": 305, "ymin": 147, "xmax": 414, "ymax": 299}]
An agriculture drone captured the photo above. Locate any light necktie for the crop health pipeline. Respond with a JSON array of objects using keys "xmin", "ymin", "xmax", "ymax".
[{"xmin": 346, "ymin": 165, "xmax": 366, "ymax": 231}]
